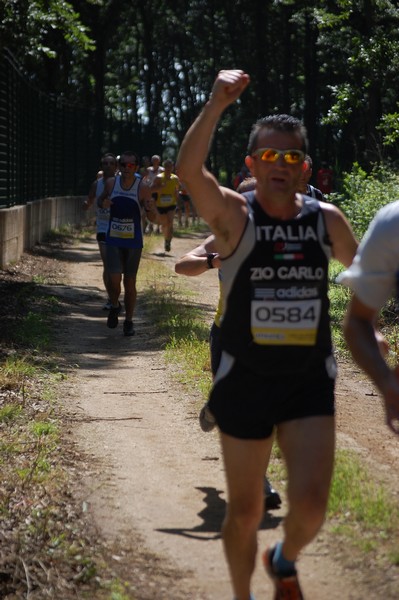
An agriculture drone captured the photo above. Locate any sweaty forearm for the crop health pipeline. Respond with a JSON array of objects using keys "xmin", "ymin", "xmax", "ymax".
[
  {"xmin": 175, "ymin": 255, "xmax": 208, "ymax": 276},
  {"xmin": 344, "ymin": 316, "xmax": 391, "ymax": 394}
]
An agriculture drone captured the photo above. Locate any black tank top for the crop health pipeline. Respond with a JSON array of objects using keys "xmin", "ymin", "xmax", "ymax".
[{"xmin": 219, "ymin": 193, "xmax": 333, "ymax": 375}]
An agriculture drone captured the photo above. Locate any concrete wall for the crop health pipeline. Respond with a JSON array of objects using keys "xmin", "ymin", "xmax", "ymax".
[{"xmin": 0, "ymin": 196, "xmax": 90, "ymax": 268}]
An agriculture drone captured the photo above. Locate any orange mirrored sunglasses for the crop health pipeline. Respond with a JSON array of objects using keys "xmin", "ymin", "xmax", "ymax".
[{"xmin": 252, "ymin": 148, "xmax": 305, "ymax": 164}]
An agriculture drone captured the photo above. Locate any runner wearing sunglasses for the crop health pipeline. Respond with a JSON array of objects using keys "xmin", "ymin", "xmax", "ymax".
[{"xmin": 176, "ymin": 69, "xmax": 358, "ymax": 600}]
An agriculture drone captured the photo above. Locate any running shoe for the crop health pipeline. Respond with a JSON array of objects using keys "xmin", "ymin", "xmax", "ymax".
[
  {"xmin": 123, "ymin": 320, "xmax": 135, "ymax": 336},
  {"xmin": 164, "ymin": 240, "xmax": 171, "ymax": 252},
  {"xmin": 199, "ymin": 403, "xmax": 216, "ymax": 432},
  {"xmin": 263, "ymin": 546, "xmax": 304, "ymax": 600},
  {"xmin": 102, "ymin": 300, "xmax": 112, "ymax": 310},
  {"xmin": 264, "ymin": 478, "xmax": 282, "ymax": 510},
  {"xmin": 107, "ymin": 302, "xmax": 121, "ymax": 328}
]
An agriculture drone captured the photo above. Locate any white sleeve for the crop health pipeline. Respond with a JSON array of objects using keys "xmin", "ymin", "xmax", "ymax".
[{"xmin": 337, "ymin": 201, "xmax": 399, "ymax": 310}]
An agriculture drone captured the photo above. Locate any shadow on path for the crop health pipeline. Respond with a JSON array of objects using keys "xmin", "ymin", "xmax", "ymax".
[{"xmin": 156, "ymin": 486, "xmax": 282, "ymax": 541}]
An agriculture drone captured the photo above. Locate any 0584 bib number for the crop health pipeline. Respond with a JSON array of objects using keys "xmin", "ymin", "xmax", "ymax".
[
  {"xmin": 254, "ymin": 304, "xmax": 316, "ymax": 323},
  {"xmin": 251, "ymin": 299, "xmax": 321, "ymax": 346}
]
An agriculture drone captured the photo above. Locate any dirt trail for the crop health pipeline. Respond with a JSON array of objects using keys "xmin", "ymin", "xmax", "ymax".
[{"xmin": 54, "ymin": 232, "xmax": 399, "ymax": 599}]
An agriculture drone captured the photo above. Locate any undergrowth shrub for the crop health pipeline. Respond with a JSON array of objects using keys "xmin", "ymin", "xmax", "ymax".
[{"xmin": 330, "ymin": 163, "xmax": 399, "ymax": 240}]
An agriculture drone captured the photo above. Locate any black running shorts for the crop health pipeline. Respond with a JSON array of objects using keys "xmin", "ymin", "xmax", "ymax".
[
  {"xmin": 156, "ymin": 204, "xmax": 176, "ymax": 215},
  {"xmin": 208, "ymin": 352, "xmax": 336, "ymax": 439},
  {"xmin": 106, "ymin": 246, "xmax": 142, "ymax": 276},
  {"xmin": 209, "ymin": 322, "xmax": 222, "ymax": 377}
]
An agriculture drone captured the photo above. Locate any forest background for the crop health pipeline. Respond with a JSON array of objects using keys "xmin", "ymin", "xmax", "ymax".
[
  {"xmin": 2, "ymin": 0, "xmax": 399, "ymax": 198},
  {"xmin": 2, "ymin": 3, "xmax": 399, "ymax": 597}
]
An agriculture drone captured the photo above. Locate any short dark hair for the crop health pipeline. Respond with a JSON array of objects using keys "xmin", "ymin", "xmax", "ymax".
[
  {"xmin": 237, "ymin": 176, "xmax": 256, "ymax": 193},
  {"xmin": 121, "ymin": 150, "xmax": 140, "ymax": 164},
  {"xmin": 101, "ymin": 152, "xmax": 117, "ymax": 163},
  {"xmin": 247, "ymin": 114, "xmax": 308, "ymax": 155},
  {"xmin": 305, "ymin": 154, "xmax": 313, "ymax": 169}
]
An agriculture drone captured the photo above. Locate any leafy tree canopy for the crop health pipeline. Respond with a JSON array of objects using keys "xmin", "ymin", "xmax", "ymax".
[{"xmin": 3, "ymin": 0, "xmax": 399, "ymax": 180}]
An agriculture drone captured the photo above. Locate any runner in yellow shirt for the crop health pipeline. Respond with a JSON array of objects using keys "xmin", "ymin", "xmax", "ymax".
[{"xmin": 151, "ymin": 158, "xmax": 180, "ymax": 252}]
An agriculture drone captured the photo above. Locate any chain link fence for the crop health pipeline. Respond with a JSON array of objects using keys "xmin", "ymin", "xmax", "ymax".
[
  {"xmin": 0, "ymin": 49, "xmax": 162, "ymax": 209},
  {"xmin": 0, "ymin": 50, "xmax": 100, "ymax": 207}
]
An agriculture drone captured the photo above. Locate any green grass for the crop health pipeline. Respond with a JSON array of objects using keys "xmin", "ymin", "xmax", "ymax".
[
  {"xmin": 167, "ymin": 336, "xmax": 213, "ymax": 396},
  {"xmin": 14, "ymin": 310, "xmax": 51, "ymax": 348},
  {"xmin": 138, "ymin": 254, "xmax": 213, "ymax": 399},
  {"xmin": 172, "ymin": 220, "xmax": 210, "ymax": 237},
  {"xmin": 328, "ymin": 450, "xmax": 399, "ymax": 559},
  {"xmin": 106, "ymin": 580, "xmax": 132, "ymax": 600},
  {"xmin": 0, "ymin": 403, "xmax": 23, "ymax": 422},
  {"xmin": 329, "ymin": 259, "xmax": 399, "ymax": 364},
  {"xmin": 0, "ymin": 355, "xmax": 37, "ymax": 388},
  {"xmin": 328, "ymin": 259, "xmax": 353, "ymax": 357},
  {"xmin": 0, "ymin": 239, "xmax": 129, "ymax": 598},
  {"xmin": 30, "ymin": 420, "xmax": 58, "ymax": 437},
  {"xmin": 329, "ymin": 450, "xmax": 394, "ymax": 528},
  {"xmin": 42, "ymin": 225, "xmax": 75, "ymax": 245}
]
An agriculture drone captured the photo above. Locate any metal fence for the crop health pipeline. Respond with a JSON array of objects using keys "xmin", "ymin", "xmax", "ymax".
[
  {"xmin": 0, "ymin": 50, "xmax": 96, "ymax": 207},
  {"xmin": 0, "ymin": 49, "xmax": 162, "ymax": 208}
]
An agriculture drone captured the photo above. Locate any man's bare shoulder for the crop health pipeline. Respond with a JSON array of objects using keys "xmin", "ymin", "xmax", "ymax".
[
  {"xmin": 320, "ymin": 200, "xmax": 349, "ymax": 224},
  {"xmin": 219, "ymin": 185, "xmax": 248, "ymax": 206},
  {"xmin": 319, "ymin": 200, "xmax": 339, "ymax": 212},
  {"xmin": 210, "ymin": 188, "xmax": 249, "ymax": 256},
  {"xmin": 320, "ymin": 200, "xmax": 358, "ymax": 265}
]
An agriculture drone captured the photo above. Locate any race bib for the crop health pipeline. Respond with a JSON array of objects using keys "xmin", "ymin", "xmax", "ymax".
[
  {"xmin": 251, "ymin": 297, "xmax": 321, "ymax": 345},
  {"xmin": 109, "ymin": 218, "xmax": 135, "ymax": 239},
  {"xmin": 160, "ymin": 195, "xmax": 173, "ymax": 205},
  {"xmin": 97, "ymin": 208, "xmax": 110, "ymax": 225}
]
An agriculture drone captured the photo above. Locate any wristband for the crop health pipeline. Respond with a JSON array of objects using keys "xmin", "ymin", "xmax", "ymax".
[{"xmin": 206, "ymin": 253, "xmax": 217, "ymax": 269}]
